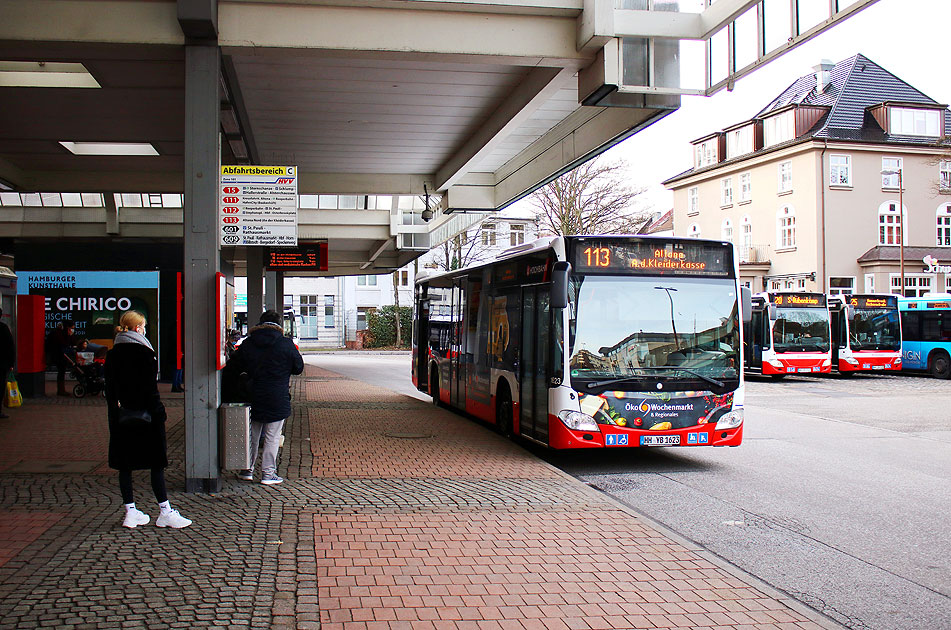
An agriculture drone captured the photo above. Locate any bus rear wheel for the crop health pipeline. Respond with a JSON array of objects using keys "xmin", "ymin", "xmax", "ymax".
[
  {"xmin": 929, "ymin": 351, "xmax": 951, "ymax": 379},
  {"xmin": 496, "ymin": 386, "xmax": 514, "ymax": 439}
]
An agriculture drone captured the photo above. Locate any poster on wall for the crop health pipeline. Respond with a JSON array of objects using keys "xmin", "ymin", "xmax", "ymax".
[{"xmin": 16, "ymin": 271, "xmax": 161, "ymax": 353}]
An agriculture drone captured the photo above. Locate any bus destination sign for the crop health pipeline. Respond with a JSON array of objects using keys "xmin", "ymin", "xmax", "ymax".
[
  {"xmin": 849, "ymin": 295, "xmax": 897, "ymax": 309},
  {"xmin": 264, "ymin": 244, "xmax": 328, "ymax": 271},
  {"xmin": 572, "ymin": 238, "xmax": 732, "ymax": 277},
  {"xmin": 772, "ymin": 293, "xmax": 826, "ymax": 307}
]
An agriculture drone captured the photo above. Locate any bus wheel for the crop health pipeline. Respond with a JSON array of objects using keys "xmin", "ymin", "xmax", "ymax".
[
  {"xmin": 430, "ymin": 367, "xmax": 441, "ymax": 406},
  {"xmin": 770, "ymin": 374, "xmax": 786, "ymax": 380},
  {"xmin": 496, "ymin": 387, "xmax": 514, "ymax": 438},
  {"xmin": 929, "ymin": 351, "xmax": 951, "ymax": 379}
]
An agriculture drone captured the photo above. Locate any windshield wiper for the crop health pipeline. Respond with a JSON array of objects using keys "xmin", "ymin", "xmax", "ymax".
[
  {"xmin": 633, "ymin": 366, "xmax": 725, "ymax": 389},
  {"xmin": 584, "ymin": 376, "xmax": 647, "ymax": 390}
]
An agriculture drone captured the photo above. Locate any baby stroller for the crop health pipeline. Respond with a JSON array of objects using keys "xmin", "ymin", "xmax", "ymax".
[{"xmin": 65, "ymin": 353, "xmax": 105, "ymax": 398}]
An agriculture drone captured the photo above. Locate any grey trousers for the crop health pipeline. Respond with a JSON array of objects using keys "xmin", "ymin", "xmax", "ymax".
[{"xmin": 249, "ymin": 419, "xmax": 285, "ymax": 477}]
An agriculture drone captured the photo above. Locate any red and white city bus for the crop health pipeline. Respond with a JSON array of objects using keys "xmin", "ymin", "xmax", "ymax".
[
  {"xmin": 744, "ymin": 292, "xmax": 832, "ymax": 376},
  {"xmin": 829, "ymin": 294, "xmax": 902, "ymax": 373},
  {"xmin": 412, "ymin": 235, "xmax": 746, "ymax": 449}
]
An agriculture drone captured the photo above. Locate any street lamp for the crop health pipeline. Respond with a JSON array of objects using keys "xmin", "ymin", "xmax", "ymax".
[
  {"xmin": 655, "ymin": 286, "xmax": 679, "ymax": 350},
  {"xmin": 881, "ymin": 168, "xmax": 904, "ymax": 296}
]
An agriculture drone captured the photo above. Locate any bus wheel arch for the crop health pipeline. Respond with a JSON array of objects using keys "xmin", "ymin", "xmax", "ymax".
[
  {"xmin": 495, "ymin": 379, "xmax": 514, "ymax": 438},
  {"xmin": 928, "ymin": 350, "xmax": 951, "ymax": 379}
]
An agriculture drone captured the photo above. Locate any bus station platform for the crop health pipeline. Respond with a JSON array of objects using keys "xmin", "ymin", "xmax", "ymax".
[{"xmin": 0, "ymin": 364, "xmax": 838, "ymax": 630}]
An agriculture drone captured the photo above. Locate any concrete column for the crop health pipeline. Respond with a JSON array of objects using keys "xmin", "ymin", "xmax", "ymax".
[
  {"xmin": 183, "ymin": 43, "xmax": 222, "ymax": 494},
  {"xmin": 265, "ymin": 270, "xmax": 278, "ymax": 311},
  {"xmin": 247, "ymin": 246, "xmax": 264, "ymax": 328}
]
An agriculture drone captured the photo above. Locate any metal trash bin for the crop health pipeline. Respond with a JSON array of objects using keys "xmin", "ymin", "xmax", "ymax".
[{"xmin": 219, "ymin": 403, "xmax": 250, "ymax": 470}]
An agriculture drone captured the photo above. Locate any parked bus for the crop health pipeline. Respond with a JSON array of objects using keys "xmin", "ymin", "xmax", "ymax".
[
  {"xmin": 412, "ymin": 235, "xmax": 746, "ymax": 449},
  {"xmin": 744, "ymin": 292, "xmax": 832, "ymax": 377},
  {"xmin": 828, "ymin": 294, "xmax": 902, "ymax": 373},
  {"xmin": 898, "ymin": 295, "xmax": 951, "ymax": 378}
]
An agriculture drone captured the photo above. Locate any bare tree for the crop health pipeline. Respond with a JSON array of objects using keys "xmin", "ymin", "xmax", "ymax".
[
  {"xmin": 429, "ymin": 225, "xmax": 493, "ymax": 272},
  {"xmin": 529, "ymin": 157, "xmax": 653, "ymax": 235}
]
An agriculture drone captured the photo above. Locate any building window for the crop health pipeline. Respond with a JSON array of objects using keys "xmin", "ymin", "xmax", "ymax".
[
  {"xmin": 797, "ymin": 278, "xmax": 807, "ymax": 290},
  {"xmin": 829, "ymin": 277, "xmax": 855, "ymax": 295},
  {"xmin": 940, "ymin": 161, "xmax": 951, "ymax": 191},
  {"xmin": 865, "ymin": 274, "xmax": 875, "ymax": 293},
  {"xmin": 764, "ymin": 110, "xmax": 795, "ymax": 147},
  {"xmin": 778, "ymin": 161, "xmax": 792, "ymax": 193},
  {"xmin": 777, "ymin": 206, "xmax": 796, "ymax": 248},
  {"xmin": 830, "ymin": 155, "xmax": 852, "ymax": 186},
  {"xmin": 394, "ymin": 269, "xmax": 409, "ymax": 287},
  {"xmin": 694, "ymin": 139, "xmax": 717, "ymax": 168},
  {"xmin": 510, "ymin": 224, "xmax": 525, "ymax": 246},
  {"xmin": 324, "ymin": 296, "xmax": 335, "ymax": 328},
  {"xmin": 721, "ymin": 177, "xmax": 733, "ymax": 206},
  {"xmin": 771, "ymin": 280, "xmax": 781, "ymax": 290},
  {"xmin": 739, "ymin": 173, "xmax": 752, "ymax": 202},
  {"xmin": 357, "ymin": 275, "xmax": 377, "ymax": 286},
  {"xmin": 688, "ymin": 187, "xmax": 699, "ymax": 214},
  {"xmin": 741, "ymin": 216, "xmax": 752, "ymax": 262},
  {"xmin": 879, "ymin": 201, "xmax": 905, "ymax": 246},
  {"xmin": 938, "ymin": 204, "xmax": 951, "ymax": 246},
  {"xmin": 882, "ymin": 157, "xmax": 902, "ymax": 189},
  {"xmin": 300, "ymin": 295, "xmax": 319, "ymax": 338},
  {"xmin": 688, "ymin": 223, "xmax": 701, "ymax": 238},
  {"xmin": 721, "ymin": 218, "xmax": 733, "ymax": 243},
  {"xmin": 889, "ymin": 107, "xmax": 941, "ymax": 137},
  {"xmin": 481, "ymin": 222, "xmax": 497, "ymax": 246},
  {"xmin": 356, "ymin": 307, "xmax": 371, "ymax": 331},
  {"xmin": 726, "ymin": 125, "xmax": 754, "ymax": 159},
  {"xmin": 891, "ymin": 275, "xmax": 933, "ymax": 297}
]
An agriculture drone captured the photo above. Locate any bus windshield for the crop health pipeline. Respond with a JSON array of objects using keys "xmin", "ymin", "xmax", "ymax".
[
  {"xmin": 850, "ymin": 307, "xmax": 901, "ymax": 351},
  {"xmin": 567, "ymin": 275, "xmax": 740, "ymax": 389},
  {"xmin": 773, "ymin": 307, "xmax": 830, "ymax": 352}
]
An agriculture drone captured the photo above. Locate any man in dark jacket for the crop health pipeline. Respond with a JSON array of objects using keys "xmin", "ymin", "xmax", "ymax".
[
  {"xmin": 0, "ymin": 306, "xmax": 14, "ymax": 419},
  {"xmin": 228, "ymin": 310, "xmax": 303, "ymax": 485}
]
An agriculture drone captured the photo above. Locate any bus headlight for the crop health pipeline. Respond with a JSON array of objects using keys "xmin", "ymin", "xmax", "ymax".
[
  {"xmin": 715, "ymin": 408, "xmax": 743, "ymax": 430},
  {"xmin": 767, "ymin": 359, "xmax": 784, "ymax": 369},
  {"xmin": 558, "ymin": 410, "xmax": 599, "ymax": 432},
  {"xmin": 895, "ymin": 357, "xmax": 902, "ymax": 365},
  {"xmin": 845, "ymin": 357, "xmax": 859, "ymax": 365}
]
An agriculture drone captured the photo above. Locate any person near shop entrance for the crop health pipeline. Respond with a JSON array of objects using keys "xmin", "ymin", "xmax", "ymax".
[
  {"xmin": 0, "ymin": 306, "xmax": 14, "ymax": 419},
  {"xmin": 105, "ymin": 310, "xmax": 191, "ymax": 529},
  {"xmin": 229, "ymin": 309, "xmax": 304, "ymax": 485},
  {"xmin": 45, "ymin": 320, "xmax": 76, "ymax": 396}
]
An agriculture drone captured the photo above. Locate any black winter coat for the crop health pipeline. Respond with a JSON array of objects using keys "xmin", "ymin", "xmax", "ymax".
[
  {"xmin": 228, "ymin": 325, "xmax": 304, "ymax": 423},
  {"xmin": 104, "ymin": 342, "xmax": 168, "ymax": 470}
]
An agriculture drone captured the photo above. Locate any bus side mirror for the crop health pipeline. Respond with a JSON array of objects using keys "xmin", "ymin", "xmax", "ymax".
[
  {"xmin": 740, "ymin": 287, "xmax": 752, "ymax": 324},
  {"xmin": 551, "ymin": 261, "xmax": 570, "ymax": 309},
  {"xmin": 845, "ymin": 305, "xmax": 855, "ymax": 318},
  {"xmin": 768, "ymin": 304, "xmax": 778, "ymax": 320}
]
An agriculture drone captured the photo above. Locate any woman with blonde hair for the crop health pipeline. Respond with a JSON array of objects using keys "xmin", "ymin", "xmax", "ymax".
[{"xmin": 105, "ymin": 310, "xmax": 191, "ymax": 529}]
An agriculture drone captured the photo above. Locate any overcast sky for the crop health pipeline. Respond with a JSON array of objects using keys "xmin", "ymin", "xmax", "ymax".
[{"xmin": 508, "ymin": 0, "xmax": 947, "ymax": 217}]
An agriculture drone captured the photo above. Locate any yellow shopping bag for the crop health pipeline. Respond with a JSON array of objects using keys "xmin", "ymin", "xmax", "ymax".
[{"xmin": 4, "ymin": 372, "xmax": 22, "ymax": 408}]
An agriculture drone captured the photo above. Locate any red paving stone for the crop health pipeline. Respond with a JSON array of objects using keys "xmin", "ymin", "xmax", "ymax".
[
  {"xmin": 313, "ymin": 512, "xmax": 824, "ymax": 629},
  {"xmin": 0, "ymin": 510, "xmax": 65, "ymax": 568}
]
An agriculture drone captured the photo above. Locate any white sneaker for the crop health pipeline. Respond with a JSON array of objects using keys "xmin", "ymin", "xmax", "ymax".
[
  {"xmin": 122, "ymin": 508, "xmax": 150, "ymax": 529},
  {"xmin": 156, "ymin": 509, "xmax": 192, "ymax": 529},
  {"xmin": 261, "ymin": 474, "xmax": 283, "ymax": 486}
]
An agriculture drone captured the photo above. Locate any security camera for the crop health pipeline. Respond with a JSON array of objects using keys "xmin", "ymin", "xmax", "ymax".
[{"xmin": 421, "ymin": 208, "xmax": 433, "ymax": 222}]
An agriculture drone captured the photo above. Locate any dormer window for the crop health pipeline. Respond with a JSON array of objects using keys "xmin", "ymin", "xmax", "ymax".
[
  {"xmin": 726, "ymin": 124, "xmax": 755, "ymax": 159},
  {"xmin": 889, "ymin": 106, "xmax": 942, "ymax": 137},
  {"xmin": 693, "ymin": 139, "xmax": 717, "ymax": 168},
  {"xmin": 763, "ymin": 110, "xmax": 795, "ymax": 147}
]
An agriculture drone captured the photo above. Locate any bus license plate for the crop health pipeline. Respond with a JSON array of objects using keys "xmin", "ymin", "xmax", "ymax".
[
  {"xmin": 640, "ymin": 435, "xmax": 680, "ymax": 446},
  {"xmin": 797, "ymin": 367, "xmax": 814, "ymax": 373}
]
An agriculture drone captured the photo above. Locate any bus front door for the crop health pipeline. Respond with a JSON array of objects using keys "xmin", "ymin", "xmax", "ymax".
[
  {"xmin": 451, "ymin": 279, "xmax": 466, "ymax": 408},
  {"xmin": 519, "ymin": 286, "xmax": 550, "ymax": 443}
]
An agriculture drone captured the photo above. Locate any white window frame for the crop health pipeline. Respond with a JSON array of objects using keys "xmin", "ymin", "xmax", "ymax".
[
  {"xmin": 324, "ymin": 295, "xmax": 335, "ymax": 328},
  {"xmin": 828, "ymin": 277, "xmax": 855, "ymax": 295},
  {"xmin": 509, "ymin": 223, "xmax": 525, "ymax": 246},
  {"xmin": 882, "ymin": 157, "xmax": 902, "ymax": 189},
  {"xmin": 890, "ymin": 274, "xmax": 934, "ymax": 297},
  {"xmin": 764, "ymin": 110, "xmax": 795, "ymax": 147},
  {"xmin": 937, "ymin": 203, "xmax": 951, "ymax": 246},
  {"xmin": 481, "ymin": 222, "xmax": 497, "ymax": 246},
  {"xmin": 721, "ymin": 218, "xmax": 733, "ymax": 243},
  {"xmin": 357, "ymin": 275, "xmax": 377, "ymax": 286},
  {"xmin": 864, "ymin": 274, "xmax": 875, "ymax": 293},
  {"xmin": 687, "ymin": 223, "xmax": 701, "ymax": 238},
  {"xmin": 740, "ymin": 215, "xmax": 752, "ymax": 262},
  {"xmin": 739, "ymin": 172, "xmax": 752, "ymax": 202},
  {"xmin": 940, "ymin": 161, "xmax": 951, "ymax": 191},
  {"xmin": 694, "ymin": 139, "xmax": 717, "ymax": 168},
  {"xmin": 721, "ymin": 177, "xmax": 733, "ymax": 206},
  {"xmin": 778, "ymin": 161, "xmax": 793, "ymax": 193},
  {"xmin": 829, "ymin": 154, "xmax": 852, "ymax": 187},
  {"xmin": 777, "ymin": 205, "xmax": 796, "ymax": 249},
  {"xmin": 888, "ymin": 107, "xmax": 941, "ymax": 137},
  {"xmin": 878, "ymin": 200, "xmax": 906, "ymax": 246},
  {"xmin": 726, "ymin": 125, "xmax": 754, "ymax": 159},
  {"xmin": 688, "ymin": 187, "xmax": 699, "ymax": 215}
]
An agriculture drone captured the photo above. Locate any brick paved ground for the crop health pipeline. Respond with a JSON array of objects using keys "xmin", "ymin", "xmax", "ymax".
[{"xmin": 0, "ymin": 366, "xmax": 839, "ymax": 629}]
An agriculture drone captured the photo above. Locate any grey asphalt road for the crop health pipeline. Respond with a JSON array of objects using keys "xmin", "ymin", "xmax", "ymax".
[{"xmin": 304, "ymin": 353, "xmax": 951, "ymax": 630}]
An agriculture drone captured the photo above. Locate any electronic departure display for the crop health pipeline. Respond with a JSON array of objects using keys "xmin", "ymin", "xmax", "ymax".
[
  {"xmin": 264, "ymin": 244, "xmax": 328, "ymax": 271},
  {"xmin": 849, "ymin": 295, "xmax": 897, "ymax": 309},
  {"xmin": 571, "ymin": 238, "xmax": 733, "ymax": 277},
  {"xmin": 772, "ymin": 293, "xmax": 826, "ymax": 307}
]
